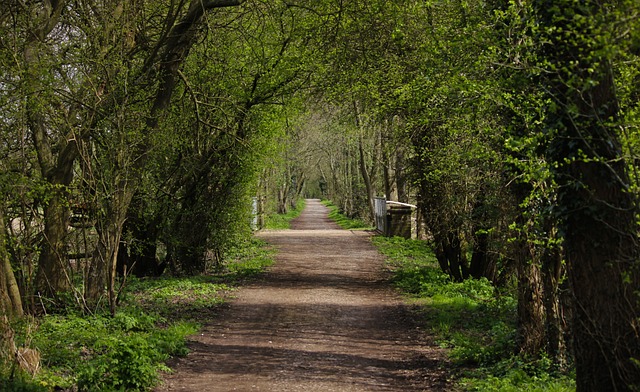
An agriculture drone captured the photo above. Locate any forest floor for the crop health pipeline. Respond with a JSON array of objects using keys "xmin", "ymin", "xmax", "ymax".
[{"xmin": 154, "ymin": 199, "xmax": 451, "ymax": 391}]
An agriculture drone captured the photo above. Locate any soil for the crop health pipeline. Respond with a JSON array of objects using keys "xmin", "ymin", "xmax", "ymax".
[{"xmin": 155, "ymin": 199, "xmax": 451, "ymax": 391}]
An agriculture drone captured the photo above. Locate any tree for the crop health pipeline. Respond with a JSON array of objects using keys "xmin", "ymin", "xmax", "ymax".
[
  {"xmin": 533, "ymin": 0, "xmax": 640, "ymax": 389},
  {"xmin": 116, "ymin": 0, "xmax": 325, "ymax": 275}
]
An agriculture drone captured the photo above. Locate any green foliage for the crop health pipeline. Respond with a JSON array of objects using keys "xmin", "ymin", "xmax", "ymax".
[
  {"xmin": 10, "ymin": 237, "xmax": 275, "ymax": 391},
  {"xmin": 32, "ymin": 311, "xmax": 196, "ymax": 391},
  {"xmin": 321, "ymin": 200, "xmax": 373, "ymax": 230},
  {"xmin": 372, "ymin": 235, "xmax": 573, "ymax": 391},
  {"xmin": 459, "ymin": 356, "xmax": 576, "ymax": 392},
  {"xmin": 76, "ymin": 335, "xmax": 159, "ymax": 391},
  {"xmin": 0, "ymin": 376, "xmax": 47, "ymax": 392},
  {"xmin": 223, "ymin": 237, "xmax": 276, "ymax": 280},
  {"xmin": 123, "ymin": 275, "xmax": 231, "ymax": 321},
  {"xmin": 264, "ymin": 199, "xmax": 306, "ymax": 230}
]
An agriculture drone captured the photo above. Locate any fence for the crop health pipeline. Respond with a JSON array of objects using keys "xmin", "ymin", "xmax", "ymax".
[{"xmin": 374, "ymin": 197, "xmax": 387, "ymax": 234}]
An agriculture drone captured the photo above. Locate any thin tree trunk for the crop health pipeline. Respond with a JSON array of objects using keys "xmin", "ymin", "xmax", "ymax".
[
  {"xmin": 358, "ymin": 136, "xmax": 375, "ymax": 221},
  {"xmin": 0, "ymin": 209, "xmax": 23, "ymax": 317},
  {"xmin": 516, "ymin": 243, "xmax": 546, "ymax": 356},
  {"xmin": 86, "ymin": 183, "xmax": 133, "ymax": 311},
  {"xmin": 353, "ymin": 102, "xmax": 375, "ymax": 221},
  {"xmin": 395, "ymin": 147, "xmax": 408, "ymax": 203},
  {"xmin": 541, "ymin": 239, "xmax": 567, "ymax": 368}
]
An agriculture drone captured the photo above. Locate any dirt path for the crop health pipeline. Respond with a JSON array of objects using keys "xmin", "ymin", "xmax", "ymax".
[{"xmin": 155, "ymin": 199, "xmax": 450, "ymax": 391}]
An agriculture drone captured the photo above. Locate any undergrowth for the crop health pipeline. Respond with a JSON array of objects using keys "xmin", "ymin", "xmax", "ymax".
[
  {"xmin": 2, "ymin": 237, "xmax": 275, "ymax": 391},
  {"xmin": 263, "ymin": 199, "xmax": 306, "ymax": 229},
  {"xmin": 372, "ymin": 235, "xmax": 576, "ymax": 392},
  {"xmin": 321, "ymin": 200, "xmax": 373, "ymax": 230}
]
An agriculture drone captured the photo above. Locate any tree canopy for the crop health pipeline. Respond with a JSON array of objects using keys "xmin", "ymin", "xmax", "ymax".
[{"xmin": 1, "ymin": 0, "xmax": 639, "ymax": 390}]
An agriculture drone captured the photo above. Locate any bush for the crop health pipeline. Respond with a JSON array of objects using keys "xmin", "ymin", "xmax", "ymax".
[
  {"xmin": 0, "ymin": 376, "xmax": 47, "ymax": 392},
  {"xmin": 32, "ymin": 309, "xmax": 197, "ymax": 391}
]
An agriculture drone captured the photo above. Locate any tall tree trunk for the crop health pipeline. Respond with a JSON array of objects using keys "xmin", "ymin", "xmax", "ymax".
[
  {"xmin": 380, "ymin": 124, "xmax": 394, "ymax": 201},
  {"xmin": 353, "ymin": 102, "xmax": 375, "ymax": 221},
  {"xmin": 358, "ymin": 136, "xmax": 375, "ymax": 221},
  {"xmin": 395, "ymin": 147, "xmax": 408, "ymax": 203},
  {"xmin": 24, "ymin": 1, "xmax": 75, "ymax": 298},
  {"xmin": 0, "ymin": 209, "xmax": 23, "ymax": 318},
  {"xmin": 535, "ymin": 1, "xmax": 640, "ymax": 388},
  {"xmin": 541, "ymin": 238, "xmax": 567, "ymax": 368},
  {"xmin": 86, "ymin": 184, "xmax": 133, "ymax": 312},
  {"xmin": 516, "ymin": 242, "xmax": 546, "ymax": 356}
]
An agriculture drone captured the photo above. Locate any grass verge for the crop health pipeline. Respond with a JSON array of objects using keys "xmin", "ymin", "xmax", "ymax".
[
  {"xmin": 2, "ymin": 237, "xmax": 275, "ymax": 392},
  {"xmin": 263, "ymin": 199, "xmax": 306, "ymax": 229},
  {"xmin": 372, "ymin": 235, "xmax": 576, "ymax": 392},
  {"xmin": 321, "ymin": 200, "xmax": 373, "ymax": 230}
]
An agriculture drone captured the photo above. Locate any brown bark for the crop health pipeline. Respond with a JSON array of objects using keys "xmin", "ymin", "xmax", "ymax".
[
  {"xmin": 0, "ymin": 212, "xmax": 22, "ymax": 367},
  {"xmin": 24, "ymin": 1, "xmax": 76, "ymax": 298},
  {"xmin": 358, "ymin": 136, "xmax": 375, "ymax": 221},
  {"xmin": 535, "ymin": 1, "xmax": 640, "ymax": 387},
  {"xmin": 0, "ymin": 314, "xmax": 17, "ymax": 367},
  {"xmin": 541, "ymin": 241, "xmax": 567, "ymax": 368},
  {"xmin": 0, "ymin": 209, "xmax": 24, "ymax": 318},
  {"xmin": 86, "ymin": 184, "xmax": 132, "ymax": 313},
  {"xmin": 353, "ymin": 103, "xmax": 375, "ymax": 222},
  {"xmin": 515, "ymin": 243, "xmax": 546, "ymax": 356}
]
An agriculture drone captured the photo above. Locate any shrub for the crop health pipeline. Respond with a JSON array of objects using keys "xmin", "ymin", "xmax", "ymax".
[
  {"xmin": 372, "ymin": 235, "xmax": 573, "ymax": 391},
  {"xmin": 33, "ymin": 312, "xmax": 196, "ymax": 391}
]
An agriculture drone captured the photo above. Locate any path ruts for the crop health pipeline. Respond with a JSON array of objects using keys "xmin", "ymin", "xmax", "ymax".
[{"xmin": 155, "ymin": 199, "xmax": 449, "ymax": 391}]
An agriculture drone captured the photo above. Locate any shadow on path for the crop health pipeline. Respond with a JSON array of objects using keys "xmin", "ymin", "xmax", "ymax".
[{"xmin": 155, "ymin": 199, "xmax": 449, "ymax": 391}]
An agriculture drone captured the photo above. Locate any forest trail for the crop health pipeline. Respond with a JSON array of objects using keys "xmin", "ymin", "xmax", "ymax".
[{"xmin": 155, "ymin": 199, "xmax": 450, "ymax": 391}]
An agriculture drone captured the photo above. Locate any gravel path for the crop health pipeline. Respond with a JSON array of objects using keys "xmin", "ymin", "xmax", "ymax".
[{"xmin": 155, "ymin": 199, "xmax": 450, "ymax": 391}]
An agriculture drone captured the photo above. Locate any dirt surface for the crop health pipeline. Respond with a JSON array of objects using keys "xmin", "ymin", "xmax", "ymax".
[{"xmin": 155, "ymin": 199, "xmax": 450, "ymax": 391}]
